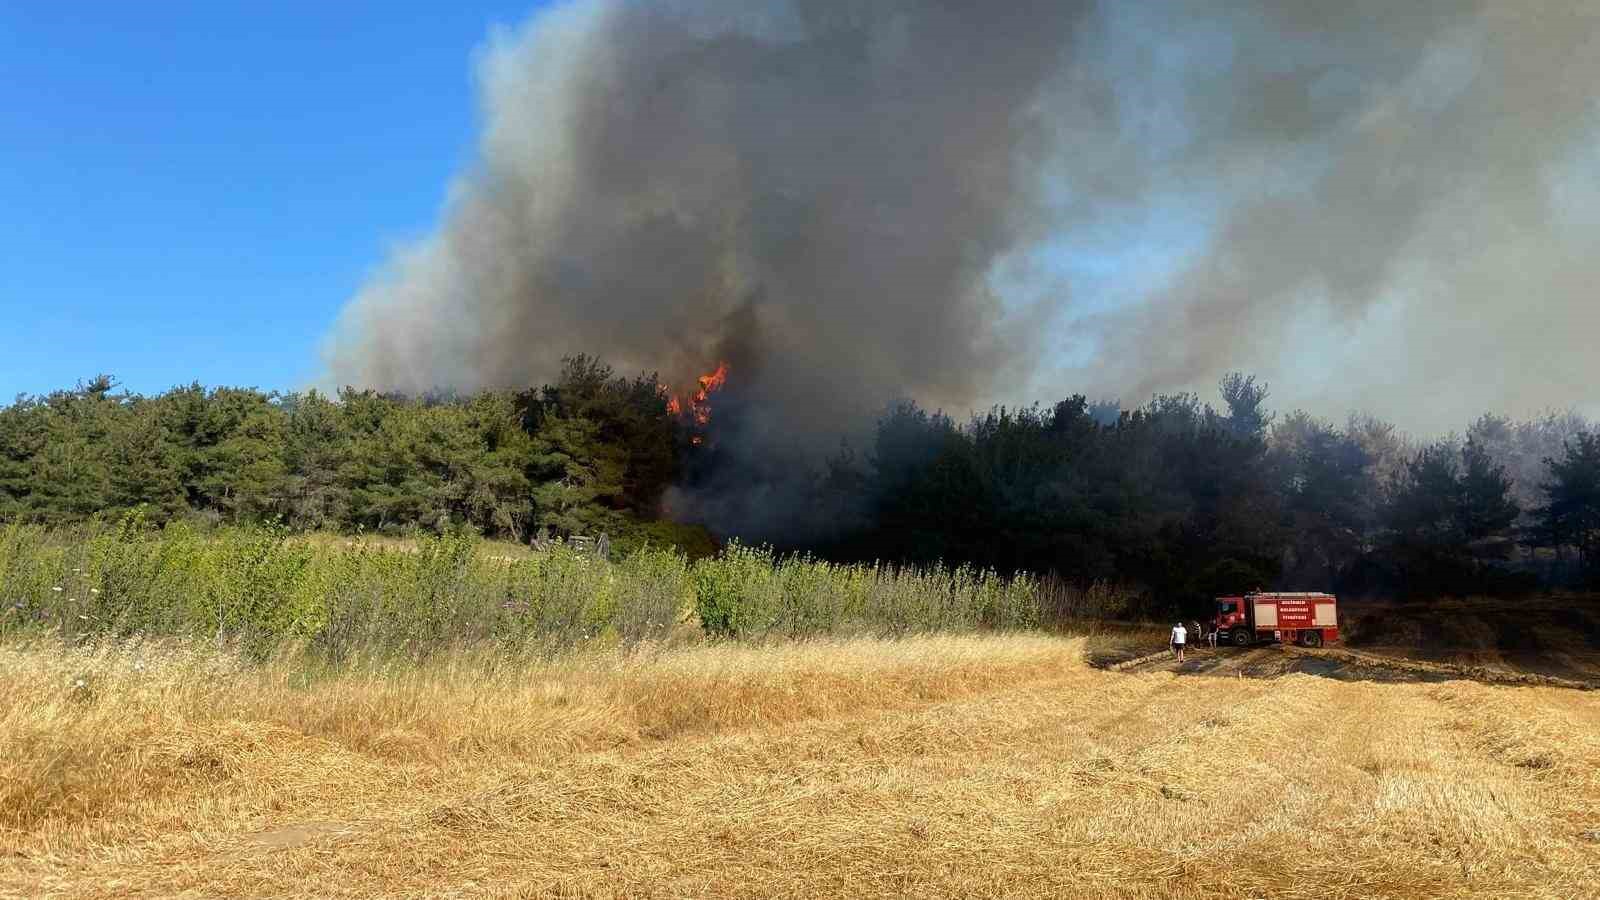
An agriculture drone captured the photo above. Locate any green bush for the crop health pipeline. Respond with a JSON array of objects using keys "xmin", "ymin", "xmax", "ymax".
[
  {"xmin": 0, "ymin": 521, "xmax": 696, "ymax": 660},
  {"xmin": 691, "ymin": 542, "xmax": 780, "ymax": 638},
  {"xmin": 686, "ymin": 542, "xmax": 1045, "ymax": 640},
  {"xmin": 1, "ymin": 524, "xmax": 1047, "ymax": 657}
]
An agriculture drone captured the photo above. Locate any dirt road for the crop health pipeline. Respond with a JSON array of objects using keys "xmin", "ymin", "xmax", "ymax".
[
  {"xmin": 1103, "ymin": 642, "xmax": 1598, "ymax": 690},
  {"xmin": 1111, "ymin": 645, "xmax": 1426, "ymax": 679}
]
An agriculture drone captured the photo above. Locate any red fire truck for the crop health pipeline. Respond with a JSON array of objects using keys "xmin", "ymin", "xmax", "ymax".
[{"xmin": 1213, "ymin": 592, "xmax": 1339, "ymax": 648}]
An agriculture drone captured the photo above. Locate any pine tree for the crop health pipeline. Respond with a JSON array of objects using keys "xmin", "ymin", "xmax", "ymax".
[
  {"xmin": 1457, "ymin": 437, "xmax": 1519, "ymax": 547},
  {"xmin": 461, "ymin": 392, "xmax": 534, "ymax": 538},
  {"xmin": 0, "ymin": 397, "xmax": 44, "ymax": 519},
  {"xmin": 1388, "ymin": 443, "xmax": 1464, "ymax": 547},
  {"xmin": 1273, "ymin": 413, "xmax": 1376, "ymax": 584},
  {"xmin": 1539, "ymin": 433, "xmax": 1600, "ymax": 584},
  {"xmin": 107, "ymin": 396, "xmax": 186, "ymax": 518},
  {"xmin": 281, "ymin": 390, "xmax": 351, "ymax": 530},
  {"xmin": 530, "ymin": 413, "xmax": 625, "ymax": 537},
  {"xmin": 29, "ymin": 381, "xmax": 118, "ymax": 523}
]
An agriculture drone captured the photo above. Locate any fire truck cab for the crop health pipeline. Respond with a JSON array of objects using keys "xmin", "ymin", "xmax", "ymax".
[{"xmin": 1213, "ymin": 592, "xmax": 1338, "ymax": 648}]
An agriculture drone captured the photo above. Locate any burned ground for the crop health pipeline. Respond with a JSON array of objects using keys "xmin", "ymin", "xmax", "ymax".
[
  {"xmin": 1342, "ymin": 596, "xmax": 1600, "ymax": 682},
  {"xmin": 1099, "ymin": 596, "xmax": 1600, "ymax": 691}
]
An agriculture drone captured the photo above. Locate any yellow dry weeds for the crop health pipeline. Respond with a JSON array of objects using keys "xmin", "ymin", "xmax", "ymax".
[{"xmin": 0, "ymin": 634, "xmax": 1596, "ymax": 898}]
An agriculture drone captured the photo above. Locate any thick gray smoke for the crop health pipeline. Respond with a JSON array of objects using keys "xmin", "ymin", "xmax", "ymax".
[
  {"xmin": 327, "ymin": 0, "xmax": 1600, "ymax": 484},
  {"xmin": 329, "ymin": 0, "xmax": 1086, "ymax": 450},
  {"xmin": 1052, "ymin": 1, "xmax": 1600, "ymax": 429}
]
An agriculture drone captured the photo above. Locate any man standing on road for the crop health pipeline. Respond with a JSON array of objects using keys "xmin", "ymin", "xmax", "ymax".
[{"xmin": 1170, "ymin": 622, "xmax": 1188, "ymax": 661}]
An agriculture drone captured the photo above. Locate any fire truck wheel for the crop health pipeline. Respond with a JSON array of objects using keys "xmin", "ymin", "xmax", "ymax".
[
  {"xmin": 1302, "ymin": 631, "xmax": 1323, "ymax": 649},
  {"xmin": 1230, "ymin": 629, "xmax": 1251, "ymax": 648}
]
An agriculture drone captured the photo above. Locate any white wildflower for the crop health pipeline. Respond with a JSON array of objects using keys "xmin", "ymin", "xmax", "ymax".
[{"xmin": 52, "ymin": 586, "xmax": 63, "ymax": 592}]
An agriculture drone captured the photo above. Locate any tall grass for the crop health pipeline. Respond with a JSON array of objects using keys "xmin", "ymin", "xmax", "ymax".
[
  {"xmin": 692, "ymin": 543, "xmax": 1042, "ymax": 639},
  {"xmin": 0, "ymin": 518, "xmax": 678, "ymax": 658},
  {"xmin": 0, "ymin": 520, "xmax": 1126, "ymax": 659}
]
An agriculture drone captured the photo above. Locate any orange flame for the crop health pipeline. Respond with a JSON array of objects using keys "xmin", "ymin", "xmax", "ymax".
[
  {"xmin": 695, "ymin": 361, "xmax": 729, "ymax": 397},
  {"xmin": 666, "ymin": 361, "xmax": 730, "ymax": 434}
]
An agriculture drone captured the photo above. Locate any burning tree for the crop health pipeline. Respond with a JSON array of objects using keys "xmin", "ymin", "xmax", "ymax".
[{"xmin": 666, "ymin": 362, "xmax": 729, "ymax": 447}]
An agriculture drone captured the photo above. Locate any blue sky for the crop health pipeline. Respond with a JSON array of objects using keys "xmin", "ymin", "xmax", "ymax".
[{"xmin": 0, "ymin": 1, "xmax": 545, "ymax": 400}]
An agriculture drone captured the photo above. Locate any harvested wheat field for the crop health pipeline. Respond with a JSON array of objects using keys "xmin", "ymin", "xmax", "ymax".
[{"xmin": 1, "ymin": 634, "xmax": 1597, "ymax": 899}]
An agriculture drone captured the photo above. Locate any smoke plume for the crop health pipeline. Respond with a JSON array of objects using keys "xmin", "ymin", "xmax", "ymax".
[
  {"xmin": 1052, "ymin": 1, "xmax": 1600, "ymax": 428},
  {"xmin": 329, "ymin": 1, "xmax": 1085, "ymax": 436},
  {"xmin": 327, "ymin": 0, "xmax": 1600, "ymax": 514}
]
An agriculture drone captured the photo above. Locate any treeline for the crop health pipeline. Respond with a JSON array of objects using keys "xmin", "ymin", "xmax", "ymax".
[
  {"xmin": 0, "ymin": 357, "xmax": 712, "ymax": 555},
  {"xmin": 814, "ymin": 375, "xmax": 1600, "ymax": 600},
  {"xmin": 3, "ymin": 363, "xmax": 1597, "ymax": 602}
]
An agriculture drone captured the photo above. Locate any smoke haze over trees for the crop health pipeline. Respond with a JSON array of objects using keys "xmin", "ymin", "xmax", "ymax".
[
  {"xmin": 4, "ymin": 370, "xmax": 1598, "ymax": 603},
  {"xmin": 325, "ymin": 0, "xmax": 1600, "ymax": 472}
]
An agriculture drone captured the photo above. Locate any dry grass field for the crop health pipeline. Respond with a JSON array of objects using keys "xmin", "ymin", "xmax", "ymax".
[{"xmin": 1, "ymin": 633, "xmax": 1597, "ymax": 899}]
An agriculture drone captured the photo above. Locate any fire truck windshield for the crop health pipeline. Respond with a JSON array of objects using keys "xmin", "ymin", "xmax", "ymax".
[{"xmin": 1216, "ymin": 601, "xmax": 1235, "ymax": 616}]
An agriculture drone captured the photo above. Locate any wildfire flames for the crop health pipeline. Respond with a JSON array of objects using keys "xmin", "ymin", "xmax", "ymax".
[{"xmin": 667, "ymin": 362, "xmax": 729, "ymax": 441}]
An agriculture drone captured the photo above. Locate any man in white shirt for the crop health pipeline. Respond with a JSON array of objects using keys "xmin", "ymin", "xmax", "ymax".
[{"xmin": 1170, "ymin": 622, "xmax": 1188, "ymax": 661}]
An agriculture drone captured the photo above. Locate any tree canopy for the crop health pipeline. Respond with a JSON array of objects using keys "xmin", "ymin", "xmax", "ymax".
[
  {"xmin": 0, "ymin": 362, "xmax": 707, "ymax": 555},
  {"xmin": 2, "ymin": 365, "xmax": 1591, "ymax": 602}
]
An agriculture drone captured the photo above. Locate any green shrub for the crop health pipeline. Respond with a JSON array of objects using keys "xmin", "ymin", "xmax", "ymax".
[
  {"xmin": 692, "ymin": 542, "xmax": 781, "ymax": 638},
  {"xmin": 3, "ymin": 525, "xmax": 1046, "ymax": 657},
  {"xmin": 688, "ymin": 543, "xmax": 1046, "ymax": 640}
]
